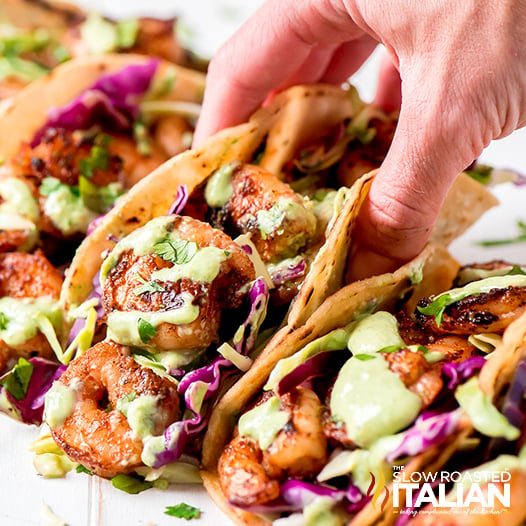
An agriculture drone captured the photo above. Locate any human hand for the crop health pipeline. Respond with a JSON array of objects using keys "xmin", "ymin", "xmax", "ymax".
[{"xmin": 194, "ymin": 0, "xmax": 526, "ymax": 279}]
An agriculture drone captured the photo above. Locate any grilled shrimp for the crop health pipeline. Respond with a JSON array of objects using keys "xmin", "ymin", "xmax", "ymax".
[
  {"xmin": 415, "ymin": 286, "xmax": 526, "ymax": 335},
  {"xmin": 153, "ymin": 115, "xmax": 193, "ymax": 158},
  {"xmin": 0, "ymin": 250, "xmax": 62, "ymax": 372},
  {"xmin": 48, "ymin": 340, "xmax": 180, "ymax": 478},
  {"xmin": 219, "ymin": 387, "xmax": 327, "ymax": 507},
  {"xmin": 102, "ymin": 215, "xmax": 255, "ymax": 352},
  {"xmin": 212, "ymin": 164, "xmax": 317, "ymax": 263},
  {"xmin": 219, "ymin": 434, "xmax": 281, "ymax": 507},
  {"xmin": 383, "ymin": 349, "xmax": 444, "ymax": 408}
]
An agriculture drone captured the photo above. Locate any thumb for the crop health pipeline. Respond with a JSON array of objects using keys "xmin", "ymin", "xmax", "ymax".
[{"xmin": 347, "ymin": 65, "xmax": 484, "ymax": 281}]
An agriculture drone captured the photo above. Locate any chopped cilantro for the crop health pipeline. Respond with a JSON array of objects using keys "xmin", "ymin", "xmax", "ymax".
[
  {"xmin": 0, "ymin": 312, "xmax": 8, "ymax": 330},
  {"xmin": 377, "ymin": 345, "xmax": 403, "ymax": 354},
  {"xmin": 134, "ymin": 274, "xmax": 166, "ymax": 296},
  {"xmin": 466, "ymin": 164, "xmax": 493, "ymax": 185},
  {"xmin": 507, "ymin": 264, "xmax": 526, "ymax": 276},
  {"xmin": 416, "ymin": 294, "xmax": 452, "ymax": 327},
  {"xmin": 165, "ymin": 503, "xmax": 202, "ymax": 520},
  {"xmin": 79, "ymin": 139, "xmax": 111, "ymax": 179},
  {"xmin": 132, "ymin": 119, "xmax": 152, "ymax": 156},
  {"xmin": 477, "ymin": 220, "xmax": 526, "ymax": 247},
  {"xmin": 76, "ymin": 464, "xmax": 94, "ymax": 475},
  {"xmin": 138, "ymin": 318, "xmax": 157, "ymax": 344},
  {"xmin": 0, "ymin": 357, "xmax": 33, "ymax": 401},
  {"xmin": 153, "ymin": 238, "xmax": 198, "ymax": 265},
  {"xmin": 353, "ymin": 354, "xmax": 376, "ymax": 361},
  {"xmin": 111, "ymin": 473, "xmax": 154, "ymax": 494},
  {"xmin": 78, "ymin": 176, "xmax": 123, "ymax": 213}
]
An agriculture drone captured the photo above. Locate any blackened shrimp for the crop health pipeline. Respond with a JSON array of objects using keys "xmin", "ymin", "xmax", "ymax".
[
  {"xmin": 415, "ymin": 285, "xmax": 526, "ymax": 335},
  {"xmin": 219, "ymin": 387, "xmax": 327, "ymax": 507},
  {"xmin": 0, "ymin": 250, "xmax": 62, "ymax": 372},
  {"xmin": 383, "ymin": 348, "xmax": 444, "ymax": 408},
  {"xmin": 47, "ymin": 340, "xmax": 180, "ymax": 478},
  {"xmin": 101, "ymin": 215, "xmax": 255, "ymax": 352},
  {"xmin": 211, "ymin": 163, "xmax": 317, "ymax": 263}
]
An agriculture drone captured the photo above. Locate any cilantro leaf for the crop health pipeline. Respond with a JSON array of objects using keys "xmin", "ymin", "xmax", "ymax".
[
  {"xmin": 138, "ymin": 318, "xmax": 157, "ymax": 344},
  {"xmin": 76, "ymin": 464, "xmax": 94, "ymax": 475},
  {"xmin": 153, "ymin": 238, "xmax": 198, "ymax": 265},
  {"xmin": 79, "ymin": 140, "xmax": 110, "ymax": 179},
  {"xmin": 506, "ymin": 264, "xmax": 526, "ymax": 276},
  {"xmin": 477, "ymin": 220, "xmax": 526, "ymax": 247},
  {"xmin": 78, "ymin": 176, "xmax": 123, "ymax": 213},
  {"xmin": 0, "ymin": 357, "xmax": 34, "ymax": 401},
  {"xmin": 0, "ymin": 312, "xmax": 8, "ymax": 330},
  {"xmin": 165, "ymin": 503, "xmax": 202, "ymax": 520},
  {"xmin": 111, "ymin": 474, "xmax": 154, "ymax": 494},
  {"xmin": 377, "ymin": 344, "xmax": 403, "ymax": 354},
  {"xmin": 353, "ymin": 354, "xmax": 376, "ymax": 361},
  {"xmin": 134, "ymin": 274, "xmax": 165, "ymax": 296},
  {"xmin": 416, "ymin": 293, "xmax": 452, "ymax": 327}
]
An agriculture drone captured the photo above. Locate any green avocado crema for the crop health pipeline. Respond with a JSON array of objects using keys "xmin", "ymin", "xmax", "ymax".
[
  {"xmin": 41, "ymin": 178, "xmax": 98, "ymax": 235},
  {"xmin": 0, "ymin": 177, "xmax": 39, "ymax": 220},
  {"xmin": 204, "ymin": 162, "xmax": 238, "ymax": 207},
  {"xmin": 256, "ymin": 196, "xmax": 317, "ymax": 242},
  {"xmin": 44, "ymin": 382, "xmax": 77, "ymax": 430},
  {"xmin": 0, "ymin": 297, "xmax": 61, "ymax": 346},
  {"xmin": 118, "ymin": 394, "xmax": 165, "ymax": 440},
  {"xmin": 346, "ymin": 311, "xmax": 406, "ymax": 355},
  {"xmin": 100, "ymin": 216, "xmax": 230, "ymax": 283},
  {"xmin": 330, "ymin": 355, "xmax": 422, "ymax": 448},
  {"xmin": 106, "ymin": 293, "xmax": 199, "ymax": 348},
  {"xmin": 455, "ymin": 376, "xmax": 520, "ymax": 440},
  {"xmin": 238, "ymin": 395, "xmax": 291, "ymax": 450}
]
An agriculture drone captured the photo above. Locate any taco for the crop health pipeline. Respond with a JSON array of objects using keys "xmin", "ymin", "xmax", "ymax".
[
  {"xmin": 0, "ymin": 53, "xmax": 204, "ymax": 264},
  {"xmin": 201, "ymin": 254, "xmax": 526, "ymax": 526},
  {"xmin": 0, "ymin": 0, "xmax": 206, "ymax": 100},
  {"xmin": 0, "ymin": 53, "xmax": 203, "ymax": 409}
]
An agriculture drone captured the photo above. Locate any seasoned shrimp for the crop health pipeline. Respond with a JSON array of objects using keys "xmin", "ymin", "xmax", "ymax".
[
  {"xmin": 0, "ymin": 250, "xmax": 62, "ymax": 372},
  {"xmin": 383, "ymin": 348, "xmax": 444, "ymax": 408},
  {"xmin": 415, "ymin": 286, "xmax": 526, "ymax": 335},
  {"xmin": 153, "ymin": 115, "xmax": 193, "ymax": 158},
  {"xmin": 219, "ymin": 434, "xmax": 281, "ymax": 507},
  {"xmin": 212, "ymin": 164, "xmax": 317, "ymax": 263},
  {"xmin": 219, "ymin": 387, "xmax": 327, "ymax": 507},
  {"xmin": 48, "ymin": 340, "xmax": 180, "ymax": 478},
  {"xmin": 10, "ymin": 128, "xmax": 124, "ymax": 188},
  {"xmin": 102, "ymin": 215, "xmax": 255, "ymax": 352}
]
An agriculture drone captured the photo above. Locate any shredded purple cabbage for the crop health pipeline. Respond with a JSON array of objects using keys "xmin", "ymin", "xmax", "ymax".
[
  {"xmin": 151, "ymin": 279, "xmax": 269, "ymax": 466},
  {"xmin": 276, "ymin": 348, "xmax": 348, "ymax": 397},
  {"xmin": 386, "ymin": 410, "xmax": 461, "ymax": 463},
  {"xmin": 1, "ymin": 358, "xmax": 65, "ymax": 425},
  {"xmin": 240, "ymin": 244, "xmax": 253, "ymax": 255},
  {"xmin": 442, "ymin": 355, "xmax": 486, "ymax": 390},
  {"xmin": 32, "ymin": 60, "xmax": 159, "ymax": 145},
  {"xmin": 270, "ymin": 259, "xmax": 307, "ymax": 287},
  {"xmin": 167, "ymin": 185, "xmax": 189, "ymax": 215},
  {"xmin": 236, "ymin": 479, "xmax": 365, "ymax": 515},
  {"xmin": 234, "ymin": 278, "xmax": 269, "ymax": 356},
  {"xmin": 151, "ymin": 357, "xmax": 234, "ymax": 467}
]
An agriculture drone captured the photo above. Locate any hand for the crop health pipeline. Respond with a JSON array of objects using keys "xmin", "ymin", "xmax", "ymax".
[{"xmin": 194, "ymin": 0, "xmax": 526, "ymax": 279}]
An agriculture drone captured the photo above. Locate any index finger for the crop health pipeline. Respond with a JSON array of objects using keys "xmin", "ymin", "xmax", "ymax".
[{"xmin": 193, "ymin": 0, "xmax": 366, "ymax": 145}]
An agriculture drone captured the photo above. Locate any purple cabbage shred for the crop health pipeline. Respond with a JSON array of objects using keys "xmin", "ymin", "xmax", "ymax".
[{"xmin": 442, "ymin": 355, "xmax": 486, "ymax": 390}]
